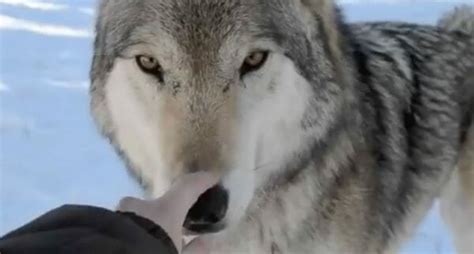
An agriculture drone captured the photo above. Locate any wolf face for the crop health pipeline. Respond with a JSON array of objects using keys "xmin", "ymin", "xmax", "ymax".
[{"xmin": 91, "ymin": 0, "xmax": 345, "ymax": 234}]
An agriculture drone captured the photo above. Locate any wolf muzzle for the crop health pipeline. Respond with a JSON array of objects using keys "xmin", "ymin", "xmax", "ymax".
[{"xmin": 184, "ymin": 184, "xmax": 229, "ymax": 234}]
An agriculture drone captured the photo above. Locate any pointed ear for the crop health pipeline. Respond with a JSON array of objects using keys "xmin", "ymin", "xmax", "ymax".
[
  {"xmin": 298, "ymin": 0, "xmax": 350, "ymax": 85},
  {"xmin": 301, "ymin": 0, "xmax": 343, "ymax": 61}
]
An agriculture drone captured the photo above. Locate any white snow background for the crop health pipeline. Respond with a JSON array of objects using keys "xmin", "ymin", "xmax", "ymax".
[{"xmin": 0, "ymin": 1, "xmax": 471, "ymax": 253}]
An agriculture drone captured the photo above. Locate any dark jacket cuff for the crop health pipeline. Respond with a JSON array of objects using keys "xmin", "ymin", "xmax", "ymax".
[{"xmin": 117, "ymin": 211, "xmax": 178, "ymax": 254}]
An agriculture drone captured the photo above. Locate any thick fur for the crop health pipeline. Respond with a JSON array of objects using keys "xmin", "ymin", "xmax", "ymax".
[
  {"xmin": 90, "ymin": 1, "xmax": 474, "ymax": 253},
  {"xmin": 438, "ymin": 6, "xmax": 474, "ymax": 254}
]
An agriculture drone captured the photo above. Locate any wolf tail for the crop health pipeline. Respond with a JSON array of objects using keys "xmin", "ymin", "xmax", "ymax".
[{"xmin": 438, "ymin": 5, "xmax": 474, "ymax": 36}]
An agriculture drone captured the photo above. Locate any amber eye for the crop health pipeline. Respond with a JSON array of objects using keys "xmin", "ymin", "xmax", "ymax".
[
  {"xmin": 240, "ymin": 51, "xmax": 269, "ymax": 76},
  {"xmin": 136, "ymin": 55, "xmax": 164, "ymax": 81}
]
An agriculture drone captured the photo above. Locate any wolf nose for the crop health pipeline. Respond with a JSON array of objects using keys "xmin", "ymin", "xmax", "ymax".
[{"xmin": 184, "ymin": 184, "xmax": 228, "ymax": 234}]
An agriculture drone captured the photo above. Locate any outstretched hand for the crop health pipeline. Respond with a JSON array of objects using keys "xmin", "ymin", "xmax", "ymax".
[{"xmin": 117, "ymin": 172, "xmax": 218, "ymax": 254}]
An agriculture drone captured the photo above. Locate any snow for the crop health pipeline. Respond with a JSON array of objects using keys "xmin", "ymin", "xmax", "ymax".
[
  {"xmin": 0, "ymin": 14, "xmax": 92, "ymax": 37},
  {"xmin": 0, "ymin": 1, "xmax": 470, "ymax": 253},
  {"xmin": 46, "ymin": 79, "xmax": 89, "ymax": 90},
  {"xmin": 77, "ymin": 7, "xmax": 94, "ymax": 16},
  {"xmin": 0, "ymin": 81, "xmax": 9, "ymax": 92},
  {"xmin": 0, "ymin": 0, "xmax": 68, "ymax": 11}
]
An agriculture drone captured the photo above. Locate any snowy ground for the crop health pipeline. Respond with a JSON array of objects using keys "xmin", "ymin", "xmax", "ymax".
[{"xmin": 0, "ymin": 0, "xmax": 471, "ymax": 253}]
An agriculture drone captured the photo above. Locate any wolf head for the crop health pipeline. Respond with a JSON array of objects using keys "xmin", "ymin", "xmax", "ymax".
[{"xmin": 91, "ymin": 0, "xmax": 351, "ymax": 234}]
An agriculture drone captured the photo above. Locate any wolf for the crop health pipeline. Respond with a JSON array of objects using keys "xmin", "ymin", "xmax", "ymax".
[{"xmin": 90, "ymin": 1, "xmax": 474, "ymax": 253}]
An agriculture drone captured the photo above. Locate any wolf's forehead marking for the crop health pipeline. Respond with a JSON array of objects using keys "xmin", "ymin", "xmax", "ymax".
[
  {"xmin": 105, "ymin": 0, "xmax": 302, "ymax": 52},
  {"xmin": 159, "ymin": 1, "xmax": 249, "ymax": 62},
  {"xmin": 98, "ymin": 0, "xmax": 317, "ymax": 82}
]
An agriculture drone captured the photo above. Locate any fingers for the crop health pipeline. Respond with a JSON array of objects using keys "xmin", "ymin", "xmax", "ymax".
[
  {"xmin": 183, "ymin": 237, "xmax": 212, "ymax": 254},
  {"xmin": 117, "ymin": 196, "xmax": 183, "ymax": 250},
  {"xmin": 116, "ymin": 172, "xmax": 219, "ymax": 254},
  {"xmin": 116, "ymin": 196, "xmax": 146, "ymax": 213},
  {"xmin": 161, "ymin": 172, "xmax": 219, "ymax": 214},
  {"xmin": 116, "ymin": 172, "xmax": 218, "ymax": 218}
]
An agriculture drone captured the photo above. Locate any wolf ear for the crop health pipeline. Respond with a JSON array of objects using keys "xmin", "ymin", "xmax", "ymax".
[
  {"xmin": 299, "ymin": 0, "xmax": 343, "ymax": 61},
  {"xmin": 297, "ymin": 0, "xmax": 349, "ymax": 84}
]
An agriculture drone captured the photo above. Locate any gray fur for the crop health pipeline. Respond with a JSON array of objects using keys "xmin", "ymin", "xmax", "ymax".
[
  {"xmin": 439, "ymin": 5, "xmax": 474, "ymax": 35},
  {"xmin": 90, "ymin": 1, "xmax": 474, "ymax": 253}
]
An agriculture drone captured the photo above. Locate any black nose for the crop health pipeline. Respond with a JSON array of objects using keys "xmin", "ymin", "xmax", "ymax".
[{"xmin": 184, "ymin": 184, "xmax": 228, "ymax": 234}]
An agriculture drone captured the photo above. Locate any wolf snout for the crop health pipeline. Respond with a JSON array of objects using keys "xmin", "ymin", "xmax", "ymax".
[{"xmin": 184, "ymin": 184, "xmax": 229, "ymax": 234}]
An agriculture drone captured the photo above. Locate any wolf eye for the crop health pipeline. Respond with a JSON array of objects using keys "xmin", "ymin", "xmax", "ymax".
[
  {"xmin": 240, "ymin": 51, "xmax": 269, "ymax": 76},
  {"xmin": 136, "ymin": 55, "xmax": 164, "ymax": 81}
]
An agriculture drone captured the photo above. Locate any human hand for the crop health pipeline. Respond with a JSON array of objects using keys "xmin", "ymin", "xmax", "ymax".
[{"xmin": 117, "ymin": 172, "xmax": 218, "ymax": 254}]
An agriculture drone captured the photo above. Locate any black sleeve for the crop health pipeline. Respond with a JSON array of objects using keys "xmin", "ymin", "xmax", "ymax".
[{"xmin": 0, "ymin": 205, "xmax": 178, "ymax": 254}]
